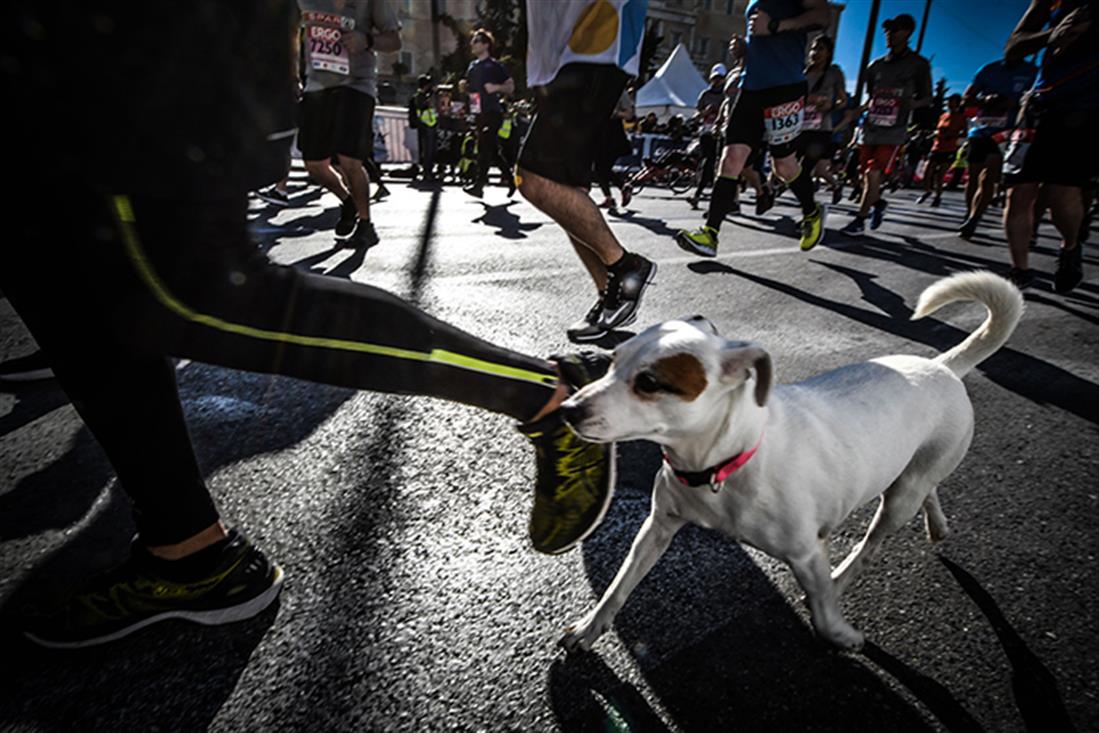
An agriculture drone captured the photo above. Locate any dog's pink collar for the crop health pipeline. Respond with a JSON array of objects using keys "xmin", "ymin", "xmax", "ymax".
[{"xmin": 664, "ymin": 432, "xmax": 763, "ymax": 491}]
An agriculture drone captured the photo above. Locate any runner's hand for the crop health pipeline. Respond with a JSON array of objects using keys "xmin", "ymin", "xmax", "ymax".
[
  {"xmin": 728, "ymin": 35, "xmax": 746, "ymax": 58},
  {"xmin": 341, "ymin": 30, "xmax": 369, "ymax": 54},
  {"xmin": 1049, "ymin": 7, "xmax": 1091, "ymax": 54},
  {"xmin": 749, "ymin": 9, "xmax": 772, "ymax": 36}
]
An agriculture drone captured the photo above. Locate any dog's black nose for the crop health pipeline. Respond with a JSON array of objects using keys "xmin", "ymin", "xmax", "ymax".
[{"xmin": 559, "ymin": 401, "xmax": 589, "ymax": 427}]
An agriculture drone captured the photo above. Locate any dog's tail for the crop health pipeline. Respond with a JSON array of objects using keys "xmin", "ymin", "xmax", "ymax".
[{"xmin": 911, "ymin": 271, "xmax": 1024, "ymax": 378}]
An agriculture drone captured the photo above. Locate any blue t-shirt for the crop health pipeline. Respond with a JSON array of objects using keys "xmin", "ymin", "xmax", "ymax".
[
  {"xmin": 1033, "ymin": 0, "xmax": 1099, "ymax": 110},
  {"xmin": 743, "ymin": 0, "xmax": 808, "ymax": 91},
  {"xmin": 968, "ymin": 59, "xmax": 1037, "ymax": 138},
  {"xmin": 466, "ymin": 57, "xmax": 510, "ymax": 116}
]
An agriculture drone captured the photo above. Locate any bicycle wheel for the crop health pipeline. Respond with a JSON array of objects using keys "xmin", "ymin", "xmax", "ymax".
[
  {"xmin": 625, "ymin": 171, "xmax": 647, "ymax": 195},
  {"xmin": 669, "ymin": 168, "xmax": 696, "ymax": 194}
]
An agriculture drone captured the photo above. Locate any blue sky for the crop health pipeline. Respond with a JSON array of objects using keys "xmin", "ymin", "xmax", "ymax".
[{"xmin": 833, "ymin": 0, "xmax": 1031, "ymax": 96}]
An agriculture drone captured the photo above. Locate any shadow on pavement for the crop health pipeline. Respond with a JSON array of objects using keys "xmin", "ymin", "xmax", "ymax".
[
  {"xmin": 570, "ymin": 442, "xmax": 949, "ymax": 731},
  {"xmin": 727, "ymin": 263, "xmax": 1099, "ymax": 426},
  {"xmin": 549, "ymin": 652, "xmax": 669, "ymax": 732},
  {"xmin": 472, "ymin": 201, "xmax": 543, "ymax": 240},
  {"xmin": 0, "ymin": 600, "xmax": 278, "ymax": 731},
  {"xmin": 938, "ymin": 556, "xmax": 1077, "ymax": 733}
]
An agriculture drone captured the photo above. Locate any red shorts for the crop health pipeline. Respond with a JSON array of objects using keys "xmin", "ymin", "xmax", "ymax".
[{"xmin": 859, "ymin": 144, "xmax": 900, "ymax": 174}]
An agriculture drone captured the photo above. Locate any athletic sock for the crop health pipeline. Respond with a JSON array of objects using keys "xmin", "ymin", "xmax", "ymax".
[
  {"xmin": 142, "ymin": 531, "xmax": 235, "ymax": 582},
  {"xmin": 706, "ymin": 176, "xmax": 740, "ymax": 230},
  {"xmin": 785, "ymin": 165, "xmax": 817, "ymax": 216}
]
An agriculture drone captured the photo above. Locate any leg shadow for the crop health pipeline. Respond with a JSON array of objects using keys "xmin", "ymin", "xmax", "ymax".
[{"xmin": 938, "ymin": 556, "xmax": 1077, "ymax": 733}]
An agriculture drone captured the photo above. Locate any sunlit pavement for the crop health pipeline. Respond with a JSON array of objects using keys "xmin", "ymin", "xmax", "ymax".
[{"xmin": 2, "ymin": 172, "xmax": 1097, "ymax": 731}]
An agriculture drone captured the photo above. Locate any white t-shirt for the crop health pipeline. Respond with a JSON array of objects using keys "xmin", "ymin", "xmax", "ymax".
[{"xmin": 526, "ymin": 0, "xmax": 649, "ymax": 87}]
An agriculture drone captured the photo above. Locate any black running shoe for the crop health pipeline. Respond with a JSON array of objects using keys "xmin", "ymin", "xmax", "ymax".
[
  {"xmin": 1053, "ymin": 245, "xmax": 1083, "ymax": 294},
  {"xmin": 1006, "ymin": 267, "xmax": 1035, "ymax": 291},
  {"xmin": 566, "ymin": 298, "xmax": 608, "ymax": 343},
  {"xmin": 340, "ymin": 219, "xmax": 380, "ymax": 249},
  {"xmin": 0, "ymin": 350, "xmax": 54, "ymax": 383},
  {"xmin": 256, "ymin": 187, "xmax": 290, "ymax": 207},
  {"xmin": 551, "ymin": 351, "xmax": 613, "ymax": 391},
  {"xmin": 600, "ymin": 252, "xmax": 657, "ymax": 330},
  {"xmin": 831, "ymin": 186, "xmax": 842, "ymax": 206},
  {"xmin": 24, "ymin": 529, "xmax": 283, "ymax": 648},
  {"xmin": 755, "ymin": 186, "xmax": 775, "ymax": 215},
  {"xmin": 335, "ymin": 196, "xmax": 358, "ymax": 237},
  {"xmin": 869, "ymin": 199, "xmax": 888, "ymax": 230},
  {"xmin": 518, "ymin": 412, "xmax": 615, "ymax": 555},
  {"xmin": 372, "ymin": 183, "xmax": 391, "ymax": 202},
  {"xmin": 958, "ymin": 216, "xmax": 979, "ymax": 240}
]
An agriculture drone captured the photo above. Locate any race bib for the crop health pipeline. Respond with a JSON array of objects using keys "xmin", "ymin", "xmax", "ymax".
[
  {"xmin": 802, "ymin": 107, "xmax": 824, "ymax": 131},
  {"xmin": 1002, "ymin": 128, "xmax": 1035, "ymax": 176},
  {"xmin": 869, "ymin": 96, "xmax": 900, "ymax": 127},
  {"xmin": 975, "ymin": 114, "xmax": 1009, "ymax": 130},
  {"xmin": 303, "ymin": 11, "xmax": 355, "ymax": 75},
  {"xmin": 469, "ymin": 92, "xmax": 482, "ymax": 115},
  {"xmin": 762, "ymin": 97, "xmax": 804, "ymax": 145}
]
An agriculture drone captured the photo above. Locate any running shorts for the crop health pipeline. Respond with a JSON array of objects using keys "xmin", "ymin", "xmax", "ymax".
[
  {"xmin": 518, "ymin": 63, "xmax": 628, "ymax": 188},
  {"xmin": 967, "ymin": 136, "xmax": 1002, "ymax": 168},
  {"xmin": 1003, "ymin": 107, "xmax": 1099, "ymax": 188},
  {"xmin": 298, "ymin": 86, "xmax": 377, "ymax": 162},
  {"xmin": 725, "ymin": 81, "xmax": 808, "ymax": 159},
  {"xmin": 859, "ymin": 144, "xmax": 900, "ymax": 174}
]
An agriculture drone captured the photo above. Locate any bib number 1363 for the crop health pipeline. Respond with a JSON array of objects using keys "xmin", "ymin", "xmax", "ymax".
[{"xmin": 763, "ymin": 97, "xmax": 804, "ymax": 145}]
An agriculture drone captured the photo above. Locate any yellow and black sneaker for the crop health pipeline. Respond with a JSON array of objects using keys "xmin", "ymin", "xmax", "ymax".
[
  {"xmin": 518, "ymin": 411, "xmax": 616, "ymax": 555},
  {"xmin": 23, "ymin": 528, "xmax": 283, "ymax": 648},
  {"xmin": 676, "ymin": 226, "xmax": 719, "ymax": 258},
  {"xmin": 799, "ymin": 203, "xmax": 827, "ymax": 251}
]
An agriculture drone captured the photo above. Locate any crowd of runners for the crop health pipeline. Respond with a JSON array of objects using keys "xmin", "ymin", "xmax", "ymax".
[
  {"xmin": 3, "ymin": 0, "xmax": 1095, "ymax": 650},
  {"xmin": 252, "ymin": 0, "xmax": 1094, "ymax": 305}
]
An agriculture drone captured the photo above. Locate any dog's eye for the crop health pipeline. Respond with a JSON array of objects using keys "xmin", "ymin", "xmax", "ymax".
[{"xmin": 634, "ymin": 371, "xmax": 664, "ymax": 395}]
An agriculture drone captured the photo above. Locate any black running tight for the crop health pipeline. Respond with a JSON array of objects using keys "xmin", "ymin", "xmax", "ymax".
[{"xmin": 3, "ymin": 192, "xmax": 556, "ymax": 544}]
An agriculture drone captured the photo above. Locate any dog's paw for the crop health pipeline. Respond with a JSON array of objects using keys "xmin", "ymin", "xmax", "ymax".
[
  {"xmin": 821, "ymin": 622, "xmax": 865, "ymax": 651},
  {"xmin": 558, "ymin": 610, "xmax": 611, "ymax": 653}
]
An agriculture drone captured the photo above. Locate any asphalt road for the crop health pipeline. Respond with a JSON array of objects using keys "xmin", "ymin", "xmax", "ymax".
[{"xmin": 1, "ymin": 172, "xmax": 1097, "ymax": 732}]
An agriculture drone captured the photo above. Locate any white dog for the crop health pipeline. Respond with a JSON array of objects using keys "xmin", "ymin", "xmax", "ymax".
[{"xmin": 558, "ymin": 271, "xmax": 1023, "ymax": 652}]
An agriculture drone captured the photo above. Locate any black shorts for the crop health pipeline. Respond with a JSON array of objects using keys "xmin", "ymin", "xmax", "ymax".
[
  {"xmin": 928, "ymin": 150, "xmax": 956, "ymax": 165},
  {"xmin": 518, "ymin": 63, "xmax": 629, "ymax": 187},
  {"xmin": 799, "ymin": 130, "xmax": 834, "ymax": 164},
  {"xmin": 967, "ymin": 136, "xmax": 1002, "ymax": 168},
  {"xmin": 725, "ymin": 81, "xmax": 808, "ymax": 159},
  {"xmin": 1004, "ymin": 106, "xmax": 1099, "ymax": 188},
  {"xmin": 298, "ymin": 86, "xmax": 376, "ymax": 162}
]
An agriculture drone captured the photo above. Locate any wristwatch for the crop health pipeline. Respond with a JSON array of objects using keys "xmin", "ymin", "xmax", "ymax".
[{"xmin": 768, "ymin": 17, "xmax": 782, "ymax": 35}]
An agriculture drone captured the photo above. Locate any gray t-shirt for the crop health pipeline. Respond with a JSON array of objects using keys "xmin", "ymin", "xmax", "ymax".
[
  {"xmin": 804, "ymin": 64, "xmax": 845, "ymax": 132},
  {"xmin": 300, "ymin": 0, "xmax": 400, "ymax": 97},
  {"xmin": 863, "ymin": 50, "xmax": 931, "ymax": 145}
]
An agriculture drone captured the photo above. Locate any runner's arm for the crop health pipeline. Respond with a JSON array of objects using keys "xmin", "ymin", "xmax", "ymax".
[
  {"xmin": 911, "ymin": 60, "xmax": 933, "ymax": 110},
  {"xmin": 750, "ymin": 0, "xmax": 829, "ymax": 36},
  {"xmin": 1005, "ymin": 0, "xmax": 1053, "ymax": 60}
]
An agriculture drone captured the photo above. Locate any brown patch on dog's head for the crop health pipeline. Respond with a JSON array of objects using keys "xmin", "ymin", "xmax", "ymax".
[{"xmin": 639, "ymin": 352, "xmax": 708, "ymax": 402}]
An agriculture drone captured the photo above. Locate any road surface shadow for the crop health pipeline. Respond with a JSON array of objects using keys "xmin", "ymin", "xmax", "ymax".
[
  {"xmin": 569, "ymin": 441, "xmax": 961, "ymax": 731},
  {"xmin": 938, "ymin": 556, "xmax": 1077, "ymax": 733},
  {"xmin": 0, "ymin": 600, "xmax": 279, "ymax": 731},
  {"xmin": 727, "ymin": 263, "xmax": 1099, "ymax": 426},
  {"xmin": 472, "ymin": 201, "xmax": 543, "ymax": 240}
]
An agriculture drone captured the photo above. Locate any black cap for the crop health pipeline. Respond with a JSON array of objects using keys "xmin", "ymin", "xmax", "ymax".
[{"xmin": 883, "ymin": 13, "xmax": 916, "ymax": 32}]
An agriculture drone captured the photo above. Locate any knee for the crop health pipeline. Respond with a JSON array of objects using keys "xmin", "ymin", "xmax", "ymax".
[
  {"xmin": 773, "ymin": 156, "xmax": 799, "ymax": 181},
  {"xmin": 515, "ymin": 168, "xmax": 542, "ymax": 201}
]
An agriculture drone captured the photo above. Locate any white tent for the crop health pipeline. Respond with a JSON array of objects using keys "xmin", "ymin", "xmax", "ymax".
[{"xmin": 635, "ymin": 43, "xmax": 708, "ymax": 121}]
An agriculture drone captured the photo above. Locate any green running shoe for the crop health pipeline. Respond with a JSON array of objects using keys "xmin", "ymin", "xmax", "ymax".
[
  {"xmin": 519, "ymin": 410, "xmax": 615, "ymax": 555},
  {"xmin": 23, "ymin": 528, "xmax": 283, "ymax": 648},
  {"xmin": 676, "ymin": 226, "xmax": 718, "ymax": 257},
  {"xmin": 800, "ymin": 203, "xmax": 827, "ymax": 251}
]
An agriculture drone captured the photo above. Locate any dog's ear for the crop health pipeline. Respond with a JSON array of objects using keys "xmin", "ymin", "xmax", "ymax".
[{"xmin": 719, "ymin": 342, "xmax": 773, "ymax": 406}]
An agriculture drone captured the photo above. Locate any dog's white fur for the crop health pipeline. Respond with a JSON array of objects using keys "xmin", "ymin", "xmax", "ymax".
[{"xmin": 559, "ymin": 271, "xmax": 1024, "ymax": 651}]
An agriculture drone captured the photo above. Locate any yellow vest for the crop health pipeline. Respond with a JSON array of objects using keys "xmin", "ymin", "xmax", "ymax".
[
  {"xmin": 419, "ymin": 107, "xmax": 438, "ymax": 128},
  {"xmin": 498, "ymin": 117, "xmax": 513, "ymax": 139}
]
